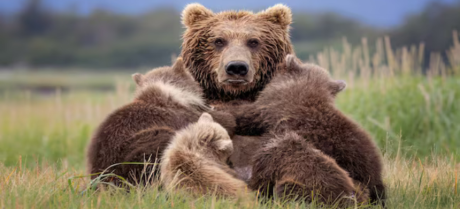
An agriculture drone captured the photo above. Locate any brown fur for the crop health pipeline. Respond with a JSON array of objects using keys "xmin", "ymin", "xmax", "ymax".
[
  {"xmin": 227, "ymin": 134, "xmax": 271, "ymax": 182},
  {"xmin": 160, "ymin": 113, "xmax": 249, "ymax": 198},
  {"xmin": 86, "ymin": 58, "xmax": 235, "ymax": 185},
  {"xmin": 237, "ymin": 55, "xmax": 386, "ymax": 205},
  {"xmin": 181, "ymin": 4, "xmax": 294, "ymax": 102},
  {"xmin": 250, "ymin": 132, "xmax": 368, "ymax": 206}
]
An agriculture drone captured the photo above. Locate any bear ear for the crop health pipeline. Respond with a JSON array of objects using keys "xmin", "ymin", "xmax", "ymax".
[
  {"xmin": 172, "ymin": 57, "xmax": 186, "ymax": 74},
  {"xmin": 258, "ymin": 4, "xmax": 292, "ymax": 29},
  {"xmin": 132, "ymin": 73, "xmax": 143, "ymax": 86},
  {"xmin": 198, "ymin": 112, "xmax": 214, "ymax": 123},
  {"xmin": 330, "ymin": 80, "xmax": 347, "ymax": 95},
  {"xmin": 182, "ymin": 3, "xmax": 214, "ymax": 28},
  {"xmin": 285, "ymin": 54, "xmax": 302, "ymax": 73},
  {"xmin": 215, "ymin": 139, "xmax": 233, "ymax": 152}
]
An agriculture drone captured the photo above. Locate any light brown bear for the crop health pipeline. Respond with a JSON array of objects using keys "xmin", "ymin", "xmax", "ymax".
[
  {"xmin": 161, "ymin": 112, "xmax": 249, "ymax": 198},
  {"xmin": 237, "ymin": 55, "xmax": 385, "ymax": 205},
  {"xmin": 86, "ymin": 58, "xmax": 235, "ymax": 186}
]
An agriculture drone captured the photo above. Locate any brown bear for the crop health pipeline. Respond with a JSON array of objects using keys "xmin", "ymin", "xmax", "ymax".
[
  {"xmin": 179, "ymin": 3, "xmax": 384, "ymax": 206},
  {"xmin": 180, "ymin": 3, "xmax": 294, "ymax": 103},
  {"xmin": 161, "ymin": 112, "xmax": 249, "ymax": 198},
  {"xmin": 251, "ymin": 131, "xmax": 368, "ymax": 206},
  {"xmin": 86, "ymin": 58, "xmax": 235, "ymax": 186},
  {"xmin": 237, "ymin": 55, "xmax": 385, "ymax": 205},
  {"xmin": 179, "ymin": 3, "xmax": 295, "ymax": 184}
]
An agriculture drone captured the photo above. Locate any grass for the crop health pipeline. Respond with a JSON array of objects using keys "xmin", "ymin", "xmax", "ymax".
[
  {"xmin": 0, "ymin": 70, "xmax": 133, "ymax": 93},
  {"xmin": 1, "ymin": 33, "xmax": 460, "ymax": 208},
  {"xmin": 1, "ymin": 155, "xmax": 458, "ymax": 208}
]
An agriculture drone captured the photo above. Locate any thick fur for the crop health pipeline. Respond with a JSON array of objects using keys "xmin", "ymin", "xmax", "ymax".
[
  {"xmin": 227, "ymin": 134, "xmax": 271, "ymax": 182},
  {"xmin": 161, "ymin": 113, "xmax": 249, "ymax": 197},
  {"xmin": 238, "ymin": 55, "xmax": 386, "ymax": 205},
  {"xmin": 86, "ymin": 58, "xmax": 235, "ymax": 185},
  {"xmin": 181, "ymin": 4, "xmax": 294, "ymax": 102},
  {"xmin": 250, "ymin": 132, "xmax": 368, "ymax": 206}
]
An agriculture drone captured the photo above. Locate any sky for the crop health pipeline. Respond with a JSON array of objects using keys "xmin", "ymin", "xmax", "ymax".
[{"xmin": 0, "ymin": 0, "xmax": 458, "ymax": 27}]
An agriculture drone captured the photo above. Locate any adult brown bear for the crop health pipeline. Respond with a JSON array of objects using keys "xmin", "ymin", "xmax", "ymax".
[
  {"xmin": 180, "ymin": 3, "xmax": 385, "ymax": 206},
  {"xmin": 180, "ymin": 1, "xmax": 295, "ymax": 193}
]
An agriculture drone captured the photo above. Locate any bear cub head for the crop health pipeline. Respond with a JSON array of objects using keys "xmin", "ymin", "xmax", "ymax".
[
  {"xmin": 168, "ymin": 112, "xmax": 234, "ymax": 163},
  {"xmin": 258, "ymin": 54, "xmax": 347, "ymax": 106},
  {"xmin": 131, "ymin": 57, "xmax": 208, "ymax": 111}
]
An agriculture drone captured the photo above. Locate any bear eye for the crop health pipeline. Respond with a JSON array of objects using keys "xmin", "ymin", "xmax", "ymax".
[
  {"xmin": 214, "ymin": 38, "xmax": 226, "ymax": 47},
  {"xmin": 247, "ymin": 39, "xmax": 259, "ymax": 48}
]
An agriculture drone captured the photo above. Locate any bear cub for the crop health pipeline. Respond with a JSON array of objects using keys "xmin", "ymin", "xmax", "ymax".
[
  {"xmin": 251, "ymin": 131, "xmax": 368, "ymax": 206},
  {"xmin": 86, "ymin": 58, "xmax": 235, "ymax": 186},
  {"xmin": 161, "ymin": 112, "xmax": 249, "ymax": 197},
  {"xmin": 238, "ymin": 55, "xmax": 385, "ymax": 205}
]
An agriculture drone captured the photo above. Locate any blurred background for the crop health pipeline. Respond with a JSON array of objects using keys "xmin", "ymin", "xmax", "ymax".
[
  {"xmin": 0, "ymin": 0, "xmax": 459, "ymax": 168},
  {"xmin": 0, "ymin": 0, "xmax": 459, "ymax": 69}
]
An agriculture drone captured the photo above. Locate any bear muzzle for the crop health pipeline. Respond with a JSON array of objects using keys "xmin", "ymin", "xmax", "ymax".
[{"xmin": 225, "ymin": 61, "xmax": 249, "ymax": 77}]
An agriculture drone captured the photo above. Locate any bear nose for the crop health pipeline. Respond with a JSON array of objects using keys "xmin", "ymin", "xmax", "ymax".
[{"xmin": 225, "ymin": 61, "xmax": 249, "ymax": 76}]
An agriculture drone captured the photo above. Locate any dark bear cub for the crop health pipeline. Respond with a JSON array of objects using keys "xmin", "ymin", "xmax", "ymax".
[
  {"xmin": 251, "ymin": 132, "xmax": 368, "ymax": 206},
  {"xmin": 86, "ymin": 58, "xmax": 235, "ymax": 186},
  {"xmin": 239, "ymin": 55, "xmax": 385, "ymax": 205}
]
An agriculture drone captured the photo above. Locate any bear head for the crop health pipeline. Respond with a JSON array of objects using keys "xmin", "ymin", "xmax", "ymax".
[
  {"xmin": 171, "ymin": 112, "xmax": 234, "ymax": 163},
  {"xmin": 181, "ymin": 4, "xmax": 294, "ymax": 102},
  {"xmin": 258, "ymin": 54, "xmax": 346, "ymax": 105},
  {"xmin": 132, "ymin": 57, "xmax": 208, "ymax": 111}
]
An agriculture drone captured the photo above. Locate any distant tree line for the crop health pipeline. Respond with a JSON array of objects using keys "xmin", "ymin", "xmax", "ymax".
[{"xmin": 0, "ymin": 0, "xmax": 459, "ymax": 69}]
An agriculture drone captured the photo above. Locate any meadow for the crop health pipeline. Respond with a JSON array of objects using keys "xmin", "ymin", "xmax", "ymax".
[{"xmin": 1, "ymin": 34, "xmax": 460, "ymax": 208}]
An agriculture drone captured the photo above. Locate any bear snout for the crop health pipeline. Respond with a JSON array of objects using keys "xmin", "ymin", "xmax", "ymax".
[
  {"xmin": 225, "ymin": 61, "xmax": 249, "ymax": 76},
  {"xmin": 220, "ymin": 59, "xmax": 254, "ymax": 85}
]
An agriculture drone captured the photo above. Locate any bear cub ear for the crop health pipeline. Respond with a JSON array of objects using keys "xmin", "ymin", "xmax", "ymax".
[
  {"xmin": 258, "ymin": 4, "xmax": 292, "ymax": 29},
  {"xmin": 132, "ymin": 73, "xmax": 143, "ymax": 86},
  {"xmin": 285, "ymin": 54, "xmax": 296, "ymax": 68},
  {"xmin": 198, "ymin": 112, "xmax": 214, "ymax": 123},
  {"xmin": 330, "ymin": 80, "xmax": 347, "ymax": 95},
  {"xmin": 182, "ymin": 3, "xmax": 214, "ymax": 28},
  {"xmin": 215, "ymin": 139, "xmax": 233, "ymax": 152},
  {"xmin": 171, "ymin": 57, "xmax": 195, "ymax": 81},
  {"xmin": 285, "ymin": 54, "xmax": 302, "ymax": 73},
  {"xmin": 172, "ymin": 57, "xmax": 186, "ymax": 74}
]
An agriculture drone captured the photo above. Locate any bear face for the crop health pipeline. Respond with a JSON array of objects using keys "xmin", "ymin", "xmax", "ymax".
[{"xmin": 181, "ymin": 4, "xmax": 294, "ymax": 102}]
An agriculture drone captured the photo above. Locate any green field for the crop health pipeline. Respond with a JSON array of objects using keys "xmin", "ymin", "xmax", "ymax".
[{"xmin": 1, "ymin": 37, "xmax": 460, "ymax": 208}]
